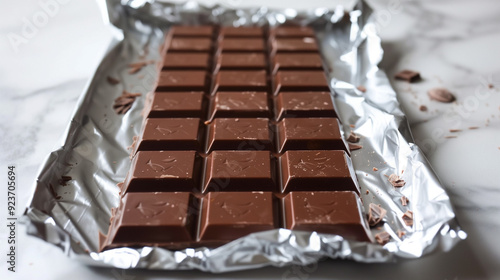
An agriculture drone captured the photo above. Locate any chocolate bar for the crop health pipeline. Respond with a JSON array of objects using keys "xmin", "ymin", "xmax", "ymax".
[{"xmin": 101, "ymin": 26, "xmax": 373, "ymax": 251}]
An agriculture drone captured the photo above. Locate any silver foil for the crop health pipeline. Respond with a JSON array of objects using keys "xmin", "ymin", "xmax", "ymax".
[{"xmin": 24, "ymin": 0, "xmax": 465, "ymax": 272}]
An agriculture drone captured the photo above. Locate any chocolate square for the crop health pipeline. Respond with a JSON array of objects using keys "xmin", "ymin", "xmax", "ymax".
[
  {"xmin": 274, "ymin": 91, "xmax": 337, "ymax": 120},
  {"xmin": 283, "ymin": 191, "xmax": 372, "ymax": 242},
  {"xmin": 220, "ymin": 26, "xmax": 263, "ymax": 38},
  {"xmin": 209, "ymin": 91, "xmax": 269, "ymax": 119},
  {"xmin": 215, "ymin": 53, "xmax": 267, "ymax": 71},
  {"xmin": 212, "ymin": 70, "xmax": 267, "ymax": 93},
  {"xmin": 273, "ymin": 71, "xmax": 330, "ymax": 94},
  {"xmin": 157, "ymin": 71, "xmax": 208, "ymax": 91},
  {"xmin": 105, "ymin": 192, "xmax": 198, "ymax": 244},
  {"xmin": 206, "ymin": 118, "xmax": 272, "ymax": 152},
  {"xmin": 146, "ymin": 92, "xmax": 205, "ymax": 118},
  {"xmin": 276, "ymin": 117, "xmax": 348, "ymax": 153},
  {"xmin": 280, "ymin": 150, "xmax": 359, "ymax": 193},
  {"xmin": 169, "ymin": 38, "xmax": 212, "ymax": 52},
  {"xmin": 122, "ymin": 151, "xmax": 202, "ymax": 192},
  {"xmin": 271, "ymin": 37, "xmax": 319, "ymax": 53},
  {"xmin": 199, "ymin": 192, "xmax": 277, "ymax": 241},
  {"xmin": 163, "ymin": 53, "xmax": 211, "ymax": 70},
  {"xmin": 136, "ymin": 118, "xmax": 203, "ymax": 151},
  {"xmin": 272, "ymin": 53, "xmax": 323, "ymax": 73},
  {"xmin": 203, "ymin": 151, "xmax": 276, "ymax": 192},
  {"xmin": 219, "ymin": 38, "xmax": 265, "ymax": 52}
]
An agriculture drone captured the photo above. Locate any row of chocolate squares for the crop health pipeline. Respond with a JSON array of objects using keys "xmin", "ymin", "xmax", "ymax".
[
  {"xmin": 121, "ymin": 149, "xmax": 359, "ymax": 195},
  {"xmin": 162, "ymin": 52, "xmax": 326, "ymax": 74},
  {"xmin": 144, "ymin": 91, "xmax": 338, "ymax": 121},
  {"xmin": 132, "ymin": 117, "xmax": 349, "ymax": 155},
  {"xmin": 166, "ymin": 25, "xmax": 320, "ymax": 53},
  {"xmin": 156, "ymin": 70, "xmax": 331, "ymax": 95},
  {"xmin": 168, "ymin": 25, "xmax": 316, "ymax": 39},
  {"xmin": 167, "ymin": 36, "xmax": 320, "ymax": 54},
  {"xmin": 101, "ymin": 190, "xmax": 372, "ymax": 252}
]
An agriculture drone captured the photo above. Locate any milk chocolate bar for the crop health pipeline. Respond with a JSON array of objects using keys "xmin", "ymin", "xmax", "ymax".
[{"xmin": 100, "ymin": 25, "xmax": 373, "ymax": 251}]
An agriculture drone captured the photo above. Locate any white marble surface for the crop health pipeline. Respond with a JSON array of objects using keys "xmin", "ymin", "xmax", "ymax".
[{"xmin": 1, "ymin": 0, "xmax": 499, "ymax": 279}]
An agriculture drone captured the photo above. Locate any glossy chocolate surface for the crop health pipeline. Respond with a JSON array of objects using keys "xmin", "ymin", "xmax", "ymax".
[
  {"xmin": 105, "ymin": 192, "xmax": 198, "ymax": 245},
  {"xmin": 209, "ymin": 91, "xmax": 269, "ymax": 119},
  {"xmin": 206, "ymin": 118, "xmax": 272, "ymax": 151},
  {"xmin": 122, "ymin": 151, "xmax": 201, "ymax": 192},
  {"xmin": 271, "ymin": 37, "xmax": 319, "ymax": 53},
  {"xmin": 277, "ymin": 118, "xmax": 348, "ymax": 153},
  {"xmin": 219, "ymin": 38, "xmax": 265, "ymax": 52},
  {"xmin": 199, "ymin": 192, "xmax": 277, "ymax": 241},
  {"xmin": 101, "ymin": 25, "xmax": 373, "ymax": 252},
  {"xmin": 280, "ymin": 150, "xmax": 359, "ymax": 193},
  {"xmin": 203, "ymin": 151, "xmax": 276, "ymax": 192},
  {"xmin": 220, "ymin": 26, "xmax": 263, "ymax": 38},
  {"xmin": 216, "ymin": 53, "xmax": 267, "ymax": 70},
  {"xmin": 272, "ymin": 53, "xmax": 323, "ymax": 72},
  {"xmin": 163, "ymin": 53, "xmax": 211, "ymax": 70},
  {"xmin": 273, "ymin": 71, "xmax": 330, "ymax": 94},
  {"xmin": 283, "ymin": 191, "xmax": 372, "ymax": 242},
  {"xmin": 136, "ymin": 118, "xmax": 202, "ymax": 151},
  {"xmin": 169, "ymin": 38, "xmax": 212, "ymax": 52},
  {"xmin": 157, "ymin": 71, "xmax": 208, "ymax": 91},
  {"xmin": 213, "ymin": 70, "xmax": 267, "ymax": 92},
  {"xmin": 147, "ymin": 92, "xmax": 205, "ymax": 118},
  {"xmin": 274, "ymin": 91, "xmax": 337, "ymax": 120}
]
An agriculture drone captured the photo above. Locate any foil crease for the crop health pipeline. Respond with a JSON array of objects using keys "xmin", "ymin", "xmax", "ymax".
[{"xmin": 24, "ymin": 0, "xmax": 465, "ymax": 272}]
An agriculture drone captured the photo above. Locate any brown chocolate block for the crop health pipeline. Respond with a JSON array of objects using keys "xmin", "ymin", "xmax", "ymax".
[
  {"xmin": 199, "ymin": 192, "xmax": 277, "ymax": 241},
  {"xmin": 122, "ymin": 151, "xmax": 201, "ymax": 192},
  {"xmin": 136, "ymin": 118, "xmax": 202, "ymax": 151},
  {"xmin": 220, "ymin": 26, "xmax": 263, "ymax": 38},
  {"xmin": 219, "ymin": 38, "xmax": 265, "ymax": 52},
  {"xmin": 270, "ymin": 26, "xmax": 315, "ymax": 38},
  {"xmin": 283, "ymin": 191, "xmax": 373, "ymax": 242},
  {"xmin": 168, "ymin": 38, "xmax": 212, "ymax": 52},
  {"xmin": 212, "ymin": 70, "xmax": 267, "ymax": 93},
  {"xmin": 170, "ymin": 26, "xmax": 214, "ymax": 37},
  {"xmin": 203, "ymin": 151, "xmax": 276, "ymax": 192},
  {"xmin": 272, "ymin": 53, "xmax": 324, "ymax": 73},
  {"xmin": 276, "ymin": 118, "xmax": 348, "ymax": 153},
  {"xmin": 105, "ymin": 192, "xmax": 198, "ymax": 245},
  {"xmin": 163, "ymin": 53, "xmax": 211, "ymax": 70},
  {"xmin": 157, "ymin": 71, "xmax": 208, "ymax": 91},
  {"xmin": 209, "ymin": 91, "xmax": 270, "ymax": 119},
  {"xmin": 146, "ymin": 92, "xmax": 205, "ymax": 118},
  {"xmin": 271, "ymin": 38, "xmax": 319, "ymax": 53},
  {"xmin": 215, "ymin": 53, "xmax": 267, "ymax": 71},
  {"xmin": 280, "ymin": 150, "xmax": 359, "ymax": 193},
  {"xmin": 274, "ymin": 91, "xmax": 337, "ymax": 120},
  {"xmin": 273, "ymin": 71, "xmax": 330, "ymax": 94},
  {"xmin": 206, "ymin": 118, "xmax": 272, "ymax": 152}
]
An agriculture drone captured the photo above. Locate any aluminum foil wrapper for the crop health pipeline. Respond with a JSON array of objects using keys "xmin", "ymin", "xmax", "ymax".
[{"xmin": 24, "ymin": 0, "xmax": 465, "ymax": 272}]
